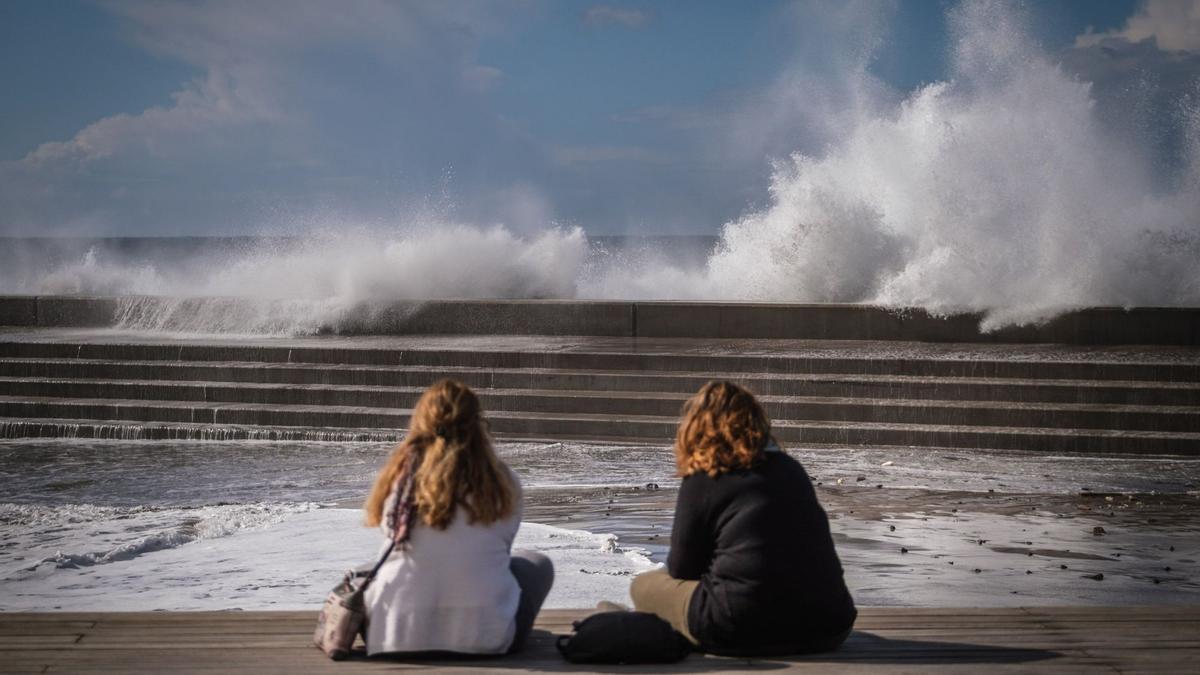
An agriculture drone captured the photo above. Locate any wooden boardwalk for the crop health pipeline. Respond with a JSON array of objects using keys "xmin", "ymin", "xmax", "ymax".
[{"xmin": 2, "ymin": 606, "xmax": 1197, "ymax": 674}]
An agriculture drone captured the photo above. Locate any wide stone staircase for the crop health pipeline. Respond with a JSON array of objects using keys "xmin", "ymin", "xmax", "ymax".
[{"xmin": 1, "ymin": 337, "xmax": 1199, "ymax": 452}]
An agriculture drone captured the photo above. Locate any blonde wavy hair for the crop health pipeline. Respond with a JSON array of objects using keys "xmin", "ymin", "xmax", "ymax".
[
  {"xmin": 364, "ymin": 379, "xmax": 514, "ymax": 530},
  {"xmin": 675, "ymin": 381, "xmax": 771, "ymax": 477}
]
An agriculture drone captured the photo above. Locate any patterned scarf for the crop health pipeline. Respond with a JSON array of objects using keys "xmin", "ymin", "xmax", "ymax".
[{"xmin": 385, "ymin": 449, "xmax": 420, "ymax": 547}]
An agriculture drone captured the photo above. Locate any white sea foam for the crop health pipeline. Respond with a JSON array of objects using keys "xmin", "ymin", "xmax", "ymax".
[
  {"xmin": 0, "ymin": 502, "xmax": 318, "ymax": 577},
  {"xmin": 0, "ymin": 504, "xmax": 655, "ymax": 611}
]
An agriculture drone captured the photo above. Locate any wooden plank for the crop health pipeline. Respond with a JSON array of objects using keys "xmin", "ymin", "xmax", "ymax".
[
  {"xmin": 0, "ymin": 635, "xmax": 80, "ymax": 646},
  {"xmin": 0, "ymin": 621, "xmax": 95, "ymax": 631},
  {"xmin": 17, "ymin": 632, "xmax": 1189, "ymax": 651},
  {"xmin": 1, "ymin": 607, "xmax": 1198, "ymax": 675},
  {"xmin": 863, "ymin": 620, "xmax": 1200, "ymax": 630},
  {"xmin": 71, "ymin": 626, "xmax": 311, "ymax": 636},
  {"xmin": 13, "ymin": 605, "xmax": 1148, "ymax": 622}
]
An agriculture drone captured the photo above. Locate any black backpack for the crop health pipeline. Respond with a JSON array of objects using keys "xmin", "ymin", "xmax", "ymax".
[{"xmin": 556, "ymin": 611, "xmax": 693, "ymax": 664}]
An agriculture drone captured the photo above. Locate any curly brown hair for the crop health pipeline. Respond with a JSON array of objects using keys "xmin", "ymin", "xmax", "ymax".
[
  {"xmin": 364, "ymin": 379, "xmax": 514, "ymax": 530},
  {"xmin": 674, "ymin": 381, "xmax": 771, "ymax": 477}
]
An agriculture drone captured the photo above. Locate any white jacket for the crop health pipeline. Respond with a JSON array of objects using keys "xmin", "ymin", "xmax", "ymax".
[{"xmin": 364, "ymin": 472, "xmax": 523, "ymax": 655}]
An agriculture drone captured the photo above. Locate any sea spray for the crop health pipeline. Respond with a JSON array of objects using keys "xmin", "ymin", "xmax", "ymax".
[
  {"xmin": 580, "ymin": 2, "xmax": 1200, "ymax": 324},
  {"xmin": 197, "ymin": 224, "xmax": 586, "ymax": 301},
  {"xmin": 55, "ymin": 224, "xmax": 588, "ymax": 335},
  {"xmin": 674, "ymin": 1, "xmax": 1200, "ymax": 327},
  {"xmin": 6, "ymin": 2, "xmax": 1199, "ymax": 332},
  {"xmin": 37, "ymin": 247, "xmax": 164, "ymax": 296},
  {"xmin": 109, "ymin": 296, "xmax": 370, "ymax": 335}
]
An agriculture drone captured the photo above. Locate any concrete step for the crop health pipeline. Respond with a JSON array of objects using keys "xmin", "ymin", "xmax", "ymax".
[
  {"xmin": 2, "ymin": 380, "xmax": 1197, "ymax": 432},
  {"xmin": 2, "ymin": 359, "xmax": 1198, "ymax": 405},
  {"xmin": 0, "ymin": 396, "xmax": 667, "ymax": 439},
  {"xmin": 2, "ymin": 341, "xmax": 1197, "ymax": 381},
  {"xmin": 1, "ymin": 401, "xmax": 1197, "ymax": 453},
  {"xmin": 0, "ymin": 417, "xmax": 401, "ymax": 442},
  {"xmin": 3, "ymin": 334, "xmax": 1197, "ymax": 451},
  {"xmin": 0, "ymin": 417, "xmax": 657, "ymax": 445}
]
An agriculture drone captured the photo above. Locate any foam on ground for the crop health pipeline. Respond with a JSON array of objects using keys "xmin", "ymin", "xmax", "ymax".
[{"xmin": 0, "ymin": 505, "xmax": 656, "ymax": 611}]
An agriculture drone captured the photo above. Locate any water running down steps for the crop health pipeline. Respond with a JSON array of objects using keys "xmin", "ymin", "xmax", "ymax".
[{"xmin": 1, "ymin": 333, "xmax": 1197, "ymax": 453}]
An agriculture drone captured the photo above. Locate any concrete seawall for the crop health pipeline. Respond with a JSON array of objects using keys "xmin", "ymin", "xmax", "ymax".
[{"xmin": 1, "ymin": 295, "xmax": 1198, "ymax": 344}]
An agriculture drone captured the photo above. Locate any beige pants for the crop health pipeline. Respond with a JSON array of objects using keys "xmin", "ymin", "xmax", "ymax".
[{"xmin": 629, "ymin": 569, "xmax": 699, "ymax": 645}]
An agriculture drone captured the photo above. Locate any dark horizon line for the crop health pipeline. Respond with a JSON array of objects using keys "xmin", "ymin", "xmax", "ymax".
[{"xmin": 0, "ymin": 233, "xmax": 722, "ymax": 241}]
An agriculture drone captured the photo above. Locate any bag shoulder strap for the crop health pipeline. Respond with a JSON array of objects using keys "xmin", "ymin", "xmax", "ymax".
[{"xmin": 358, "ymin": 540, "xmax": 397, "ymax": 593}]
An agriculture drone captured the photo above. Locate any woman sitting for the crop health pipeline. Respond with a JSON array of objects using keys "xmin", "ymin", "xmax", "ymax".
[
  {"xmin": 631, "ymin": 381, "xmax": 856, "ymax": 656},
  {"xmin": 362, "ymin": 379, "xmax": 553, "ymax": 656}
]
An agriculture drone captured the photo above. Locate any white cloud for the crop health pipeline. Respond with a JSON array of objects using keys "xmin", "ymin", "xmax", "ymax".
[
  {"xmin": 583, "ymin": 5, "xmax": 650, "ymax": 29},
  {"xmin": 1076, "ymin": 0, "xmax": 1200, "ymax": 52},
  {"xmin": 24, "ymin": 69, "xmax": 275, "ymax": 165},
  {"xmin": 3, "ymin": 0, "xmax": 538, "ymax": 235}
]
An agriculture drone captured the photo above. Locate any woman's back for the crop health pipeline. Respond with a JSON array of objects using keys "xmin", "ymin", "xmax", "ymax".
[
  {"xmin": 364, "ymin": 475, "xmax": 523, "ymax": 655},
  {"xmin": 635, "ymin": 381, "xmax": 856, "ymax": 656},
  {"xmin": 669, "ymin": 449, "xmax": 855, "ymax": 651},
  {"xmin": 359, "ymin": 379, "xmax": 550, "ymax": 657}
]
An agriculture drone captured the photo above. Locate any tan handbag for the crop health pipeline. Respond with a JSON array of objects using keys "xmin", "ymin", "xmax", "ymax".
[{"xmin": 313, "ymin": 541, "xmax": 396, "ymax": 660}]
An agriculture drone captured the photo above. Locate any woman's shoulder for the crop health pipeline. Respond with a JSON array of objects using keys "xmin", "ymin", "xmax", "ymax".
[{"xmin": 681, "ymin": 449, "xmax": 807, "ymax": 496}]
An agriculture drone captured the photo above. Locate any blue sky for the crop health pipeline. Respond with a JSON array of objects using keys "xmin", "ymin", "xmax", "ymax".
[{"xmin": 1, "ymin": 0, "xmax": 1194, "ymax": 236}]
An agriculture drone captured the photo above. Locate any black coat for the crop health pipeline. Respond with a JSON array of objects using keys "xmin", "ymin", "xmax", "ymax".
[{"xmin": 668, "ymin": 448, "xmax": 856, "ymax": 654}]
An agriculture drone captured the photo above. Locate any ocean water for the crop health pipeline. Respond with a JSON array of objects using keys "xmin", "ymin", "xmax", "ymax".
[{"xmin": 2, "ymin": 439, "xmax": 1198, "ymax": 611}]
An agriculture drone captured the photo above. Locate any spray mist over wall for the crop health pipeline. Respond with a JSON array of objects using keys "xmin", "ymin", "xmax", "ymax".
[
  {"xmin": 692, "ymin": 2, "xmax": 1200, "ymax": 329},
  {"xmin": 4, "ymin": 1, "xmax": 1198, "ymax": 335}
]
